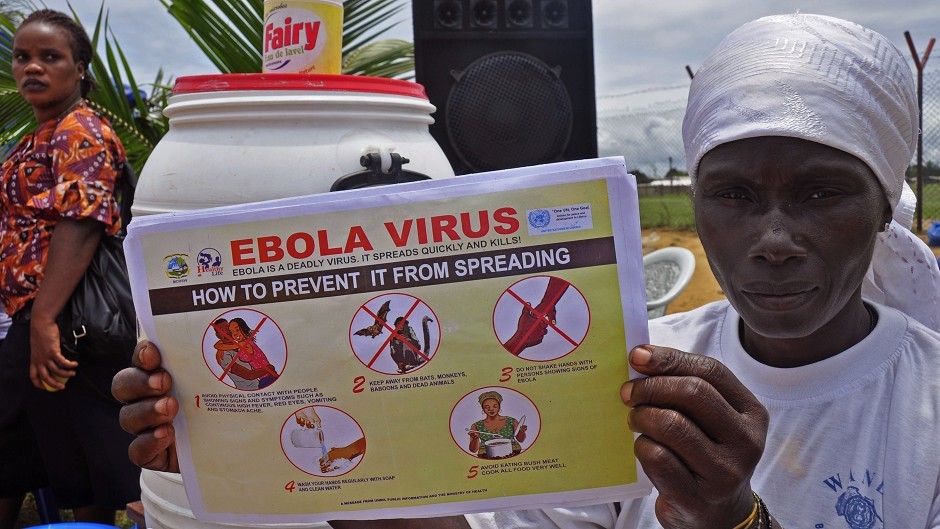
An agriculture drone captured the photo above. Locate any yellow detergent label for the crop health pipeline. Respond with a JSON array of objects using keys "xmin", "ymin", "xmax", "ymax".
[{"xmin": 263, "ymin": 0, "xmax": 344, "ymax": 74}]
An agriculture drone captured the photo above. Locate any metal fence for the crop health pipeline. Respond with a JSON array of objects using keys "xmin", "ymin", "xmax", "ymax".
[
  {"xmin": 917, "ymin": 69, "xmax": 940, "ymax": 230},
  {"xmin": 597, "ymin": 70, "xmax": 940, "ymax": 232},
  {"xmin": 596, "ymin": 86, "xmax": 689, "ymax": 180}
]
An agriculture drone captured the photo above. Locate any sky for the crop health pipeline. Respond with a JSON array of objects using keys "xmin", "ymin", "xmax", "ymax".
[
  {"xmin": 33, "ymin": 0, "xmax": 939, "ymax": 93},
  {"xmin": 33, "ymin": 0, "xmax": 940, "ymax": 170}
]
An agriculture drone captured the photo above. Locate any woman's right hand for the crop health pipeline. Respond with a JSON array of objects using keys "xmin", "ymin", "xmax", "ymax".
[
  {"xmin": 623, "ymin": 345, "xmax": 769, "ymax": 529},
  {"xmin": 112, "ymin": 340, "xmax": 180, "ymax": 473}
]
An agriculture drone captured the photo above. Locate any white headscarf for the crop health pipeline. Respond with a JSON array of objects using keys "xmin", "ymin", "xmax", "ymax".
[{"xmin": 683, "ymin": 13, "xmax": 940, "ymax": 331}]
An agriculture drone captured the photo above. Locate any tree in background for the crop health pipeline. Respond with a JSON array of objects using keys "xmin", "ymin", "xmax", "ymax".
[
  {"xmin": 2, "ymin": 1, "xmax": 172, "ymax": 168},
  {"xmin": 0, "ymin": 0, "xmax": 414, "ymax": 170}
]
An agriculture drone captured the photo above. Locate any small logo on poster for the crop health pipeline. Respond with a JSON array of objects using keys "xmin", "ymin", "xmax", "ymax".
[
  {"xmin": 527, "ymin": 204, "xmax": 594, "ymax": 236},
  {"xmin": 197, "ymin": 248, "xmax": 224, "ymax": 277},
  {"xmin": 164, "ymin": 254, "xmax": 190, "ymax": 282},
  {"xmin": 528, "ymin": 209, "xmax": 552, "ymax": 229}
]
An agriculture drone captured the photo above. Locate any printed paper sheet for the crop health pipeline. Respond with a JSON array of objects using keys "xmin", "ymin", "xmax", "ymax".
[{"xmin": 125, "ymin": 157, "xmax": 652, "ymax": 523}]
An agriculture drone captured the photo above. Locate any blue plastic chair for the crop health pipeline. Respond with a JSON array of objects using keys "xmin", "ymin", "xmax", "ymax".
[{"xmin": 26, "ymin": 522, "xmax": 120, "ymax": 529}]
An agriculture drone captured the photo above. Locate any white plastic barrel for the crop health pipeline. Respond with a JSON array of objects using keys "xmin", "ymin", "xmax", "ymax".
[
  {"xmin": 133, "ymin": 73, "xmax": 455, "ymax": 216},
  {"xmin": 135, "ymin": 73, "xmax": 455, "ymax": 529}
]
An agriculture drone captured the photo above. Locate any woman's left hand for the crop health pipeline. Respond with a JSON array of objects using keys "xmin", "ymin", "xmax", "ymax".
[
  {"xmin": 29, "ymin": 316, "xmax": 77, "ymax": 390},
  {"xmin": 26, "ymin": 218, "xmax": 102, "ymax": 391}
]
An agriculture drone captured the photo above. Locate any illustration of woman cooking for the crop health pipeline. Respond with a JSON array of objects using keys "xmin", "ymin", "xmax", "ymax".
[
  {"xmin": 213, "ymin": 317, "xmax": 279, "ymax": 389},
  {"xmin": 468, "ymin": 390, "xmax": 527, "ymax": 458}
]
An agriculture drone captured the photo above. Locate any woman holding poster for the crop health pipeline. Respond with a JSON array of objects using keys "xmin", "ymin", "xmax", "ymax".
[{"xmin": 112, "ymin": 13, "xmax": 940, "ymax": 529}]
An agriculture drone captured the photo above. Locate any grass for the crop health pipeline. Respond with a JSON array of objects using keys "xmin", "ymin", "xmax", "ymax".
[
  {"xmin": 638, "ymin": 192, "xmax": 696, "ymax": 230},
  {"xmin": 638, "ymin": 187, "xmax": 940, "ymax": 232},
  {"xmin": 921, "ymin": 182, "xmax": 940, "ymax": 224}
]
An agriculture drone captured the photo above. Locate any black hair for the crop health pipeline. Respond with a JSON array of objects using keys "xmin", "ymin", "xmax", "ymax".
[
  {"xmin": 17, "ymin": 9, "xmax": 97, "ymax": 97},
  {"xmin": 230, "ymin": 318, "xmax": 254, "ymax": 340}
]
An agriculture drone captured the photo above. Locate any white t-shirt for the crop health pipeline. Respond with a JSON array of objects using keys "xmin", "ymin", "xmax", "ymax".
[{"xmin": 466, "ymin": 301, "xmax": 940, "ymax": 529}]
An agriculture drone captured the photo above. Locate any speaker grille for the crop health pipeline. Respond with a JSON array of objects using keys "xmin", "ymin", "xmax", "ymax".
[{"xmin": 445, "ymin": 52, "xmax": 573, "ymax": 173}]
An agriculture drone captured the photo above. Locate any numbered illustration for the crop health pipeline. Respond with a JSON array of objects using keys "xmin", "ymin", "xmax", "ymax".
[
  {"xmin": 202, "ymin": 308, "xmax": 287, "ymax": 391},
  {"xmin": 493, "ymin": 275, "xmax": 590, "ymax": 361},
  {"xmin": 349, "ymin": 293, "xmax": 441, "ymax": 375},
  {"xmin": 449, "ymin": 387, "xmax": 541, "ymax": 460},
  {"xmin": 281, "ymin": 405, "xmax": 366, "ymax": 477}
]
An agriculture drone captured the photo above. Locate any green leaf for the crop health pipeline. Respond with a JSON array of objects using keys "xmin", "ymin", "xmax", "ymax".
[{"xmin": 0, "ymin": 0, "xmax": 414, "ymax": 166}]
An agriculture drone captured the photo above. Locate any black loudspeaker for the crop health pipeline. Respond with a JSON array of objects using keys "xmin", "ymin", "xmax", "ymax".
[{"xmin": 413, "ymin": 0, "xmax": 597, "ymax": 175}]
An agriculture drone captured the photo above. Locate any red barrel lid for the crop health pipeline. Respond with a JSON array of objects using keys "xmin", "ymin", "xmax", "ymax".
[{"xmin": 172, "ymin": 73, "xmax": 428, "ymax": 99}]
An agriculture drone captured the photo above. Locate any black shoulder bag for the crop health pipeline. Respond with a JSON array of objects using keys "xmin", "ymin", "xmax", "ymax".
[{"xmin": 56, "ymin": 162, "xmax": 138, "ymax": 361}]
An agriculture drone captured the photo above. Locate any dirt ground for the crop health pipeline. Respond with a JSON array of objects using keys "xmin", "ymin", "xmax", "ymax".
[{"xmin": 643, "ymin": 228, "xmax": 940, "ymax": 317}]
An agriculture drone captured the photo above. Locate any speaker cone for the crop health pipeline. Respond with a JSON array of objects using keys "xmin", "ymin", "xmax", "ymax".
[
  {"xmin": 446, "ymin": 52, "xmax": 573, "ymax": 172},
  {"xmin": 541, "ymin": 0, "xmax": 569, "ymax": 28},
  {"xmin": 434, "ymin": 0, "xmax": 463, "ymax": 29},
  {"xmin": 470, "ymin": 0, "xmax": 498, "ymax": 28},
  {"xmin": 506, "ymin": 0, "xmax": 533, "ymax": 28}
]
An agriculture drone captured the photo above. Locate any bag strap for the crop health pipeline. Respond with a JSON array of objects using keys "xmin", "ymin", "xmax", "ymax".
[{"xmin": 117, "ymin": 161, "xmax": 138, "ymax": 236}]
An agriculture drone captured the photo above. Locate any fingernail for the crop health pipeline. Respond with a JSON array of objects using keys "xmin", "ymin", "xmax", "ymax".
[
  {"xmin": 156, "ymin": 397, "xmax": 169, "ymax": 416},
  {"xmin": 154, "ymin": 424, "xmax": 167, "ymax": 439},
  {"xmin": 631, "ymin": 347, "xmax": 652, "ymax": 366},
  {"xmin": 622, "ymin": 382, "xmax": 634, "ymax": 405},
  {"xmin": 148, "ymin": 373, "xmax": 164, "ymax": 391}
]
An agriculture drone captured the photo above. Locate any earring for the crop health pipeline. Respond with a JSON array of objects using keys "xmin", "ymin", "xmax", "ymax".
[{"xmin": 880, "ymin": 222, "xmax": 890, "ymax": 232}]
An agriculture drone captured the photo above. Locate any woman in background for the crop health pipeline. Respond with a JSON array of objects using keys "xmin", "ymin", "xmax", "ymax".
[
  {"xmin": 0, "ymin": 9, "xmax": 139, "ymax": 526},
  {"xmin": 112, "ymin": 13, "xmax": 940, "ymax": 529}
]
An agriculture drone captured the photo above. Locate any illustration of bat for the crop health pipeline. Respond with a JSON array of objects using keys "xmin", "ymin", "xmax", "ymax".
[{"xmin": 354, "ymin": 300, "xmax": 392, "ymax": 338}]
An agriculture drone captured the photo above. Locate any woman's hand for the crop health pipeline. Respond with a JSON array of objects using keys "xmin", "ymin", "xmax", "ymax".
[
  {"xmin": 112, "ymin": 340, "xmax": 180, "ymax": 473},
  {"xmin": 29, "ymin": 316, "xmax": 77, "ymax": 391},
  {"xmin": 28, "ymin": 218, "xmax": 101, "ymax": 391},
  {"xmin": 622, "ymin": 345, "xmax": 768, "ymax": 529},
  {"xmin": 515, "ymin": 424, "xmax": 528, "ymax": 443}
]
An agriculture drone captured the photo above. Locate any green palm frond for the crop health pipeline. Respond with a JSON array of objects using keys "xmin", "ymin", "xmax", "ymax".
[
  {"xmin": 342, "ymin": 0, "xmax": 406, "ymax": 49},
  {"xmin": 72, "ymin": 4, "xmax": 171, "ymax": 171},
  {"xmin": 160, "ymin": 0, "xmax": 413, "ymax": 77},
  {"xmin": 0, "ymin": 2, "xmax": 35, "ymax": 152},
  {"xmin": 0, "ymin": 2, "xmax": 170, "ymax": 170},
  {"xmin": 1, "ymin": 0, "xmax": 414, "ymax": 164},
  {"xmin": 343, "ymin": 38, "xmax": 413, "ymax": 79},
  {"xmin": 158, "ymin": 0, "xmax": 261, "ymax": 73}
]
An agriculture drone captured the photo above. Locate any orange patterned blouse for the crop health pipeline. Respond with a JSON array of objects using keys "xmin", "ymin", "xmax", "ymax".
[{"xmin": 0, "ymin": 101, "xmax": 125, "ymax": 316}]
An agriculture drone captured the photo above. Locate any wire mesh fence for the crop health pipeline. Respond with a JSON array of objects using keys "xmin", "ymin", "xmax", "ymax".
[
  {"xmin": 598, "ymin": 69, "xmax": 940, "ymax": 233},
  {"xmin": 915, "ymin": 69, "xmax": 940, "ymax": 231},
  {"xmin": 597, "ymin": 86, "xmax": 689, "ymax": 180}
]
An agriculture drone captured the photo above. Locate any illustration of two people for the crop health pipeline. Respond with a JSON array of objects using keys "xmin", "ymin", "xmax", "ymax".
[
  {"xmin": 468, "ymin": 391, "xmax": 527, "ymax": 459},
  {"xmin": 213, "ymin": 317, "xmax": 279, "ymax": 390}
]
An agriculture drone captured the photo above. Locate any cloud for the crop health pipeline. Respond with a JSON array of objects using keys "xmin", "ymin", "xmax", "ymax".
[
  {"xmin": 28, "ymin": 0, "xmax": 939, "ymax": 168},
  {"xmin": 41, "ymin": 0, "xmax": 219, "ymax": 84}
]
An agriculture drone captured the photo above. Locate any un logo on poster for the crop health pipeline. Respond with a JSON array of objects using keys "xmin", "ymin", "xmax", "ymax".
[{"xmin": 528, "ymin": 209, "xmax": 551, "ymax": 229}]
